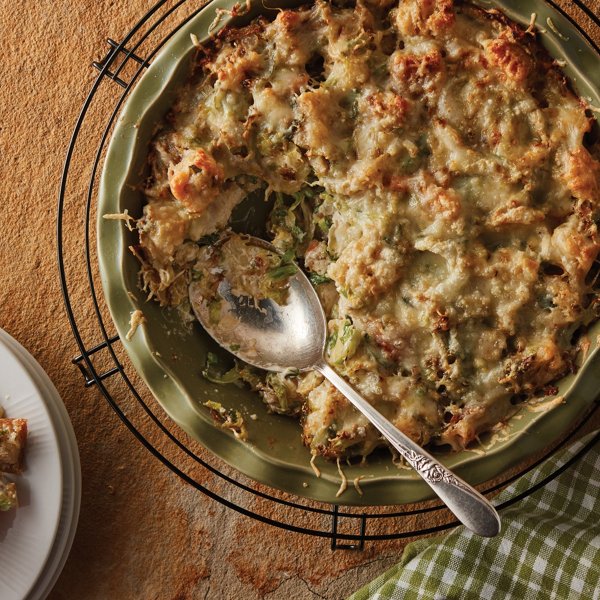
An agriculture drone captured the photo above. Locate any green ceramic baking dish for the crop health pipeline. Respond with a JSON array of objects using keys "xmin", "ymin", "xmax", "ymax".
[{"xmin": 98, "ymin": 0, "xmax": 600, "ymax": 505}]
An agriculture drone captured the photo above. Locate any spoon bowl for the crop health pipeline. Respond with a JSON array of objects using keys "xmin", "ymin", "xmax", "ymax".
[
  {"xmin": 190, "ymin": 235, "xmax": 501, "ymax": 538},
  {"xmin": 189, "ymin": 254, "xmax": 326, "ymax": 372}
]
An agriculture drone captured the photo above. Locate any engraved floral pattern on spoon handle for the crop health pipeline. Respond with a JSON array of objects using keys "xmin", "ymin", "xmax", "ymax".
[{"xmin": 397, "ymin": 445, "xmax": 470, "ymax": 490}]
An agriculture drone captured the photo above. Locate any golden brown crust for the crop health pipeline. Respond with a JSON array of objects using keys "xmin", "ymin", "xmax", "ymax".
[{"xmin": 135, "ymin": 0, "xmax": 600, "ymax": 458}]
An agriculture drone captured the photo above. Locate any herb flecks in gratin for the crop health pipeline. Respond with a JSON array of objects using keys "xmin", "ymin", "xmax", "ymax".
[{"xmin": 135, "ymin": 0, "xmax": 600, "ymax": 459}]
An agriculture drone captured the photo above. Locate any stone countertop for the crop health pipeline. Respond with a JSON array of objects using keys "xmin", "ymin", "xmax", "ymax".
[{"xmin": 0, "ymin": 1, "xmax": 598, "ymax": 598}]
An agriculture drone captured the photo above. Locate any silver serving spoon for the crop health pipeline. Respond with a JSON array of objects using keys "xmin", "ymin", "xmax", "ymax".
[{"xmin": 189, "ymin": 236, "xmax": 500, "ymax": 537}]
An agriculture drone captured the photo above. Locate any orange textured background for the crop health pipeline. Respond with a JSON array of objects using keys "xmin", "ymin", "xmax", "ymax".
[{"xmin": 0, "ymin": 1, "xmax": 598, "ymax": 598}]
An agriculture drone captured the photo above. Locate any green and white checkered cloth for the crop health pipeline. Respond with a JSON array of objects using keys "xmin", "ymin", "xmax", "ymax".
[{"xmin": 349, "ymin": 430, "xmax": 600, "ymax": 600}]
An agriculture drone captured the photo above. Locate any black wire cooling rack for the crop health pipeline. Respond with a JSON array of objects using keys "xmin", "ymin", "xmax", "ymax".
[{"xmin": 58, "ymin": 0, "xmax": 600, "ymax": 548}]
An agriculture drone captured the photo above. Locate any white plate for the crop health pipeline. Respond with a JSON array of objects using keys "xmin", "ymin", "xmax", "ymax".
[
  {"xmin": 0, "ymin": 335, "xmax": 64, "ymax": 600},
  {"xmin": 0, "ymin": 331, "xmax": 81, "ymax": 600}
]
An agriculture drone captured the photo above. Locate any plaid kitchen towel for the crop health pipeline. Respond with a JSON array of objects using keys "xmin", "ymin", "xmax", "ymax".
[{"xmin": 349, "ymin": 429, "xmax": 600, "ymax": 600}]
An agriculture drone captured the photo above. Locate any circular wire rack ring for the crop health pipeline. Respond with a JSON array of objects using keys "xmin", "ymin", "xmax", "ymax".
[{"xmin": 58, "ymin": 0, "xmax": 600, "ymax": 548}]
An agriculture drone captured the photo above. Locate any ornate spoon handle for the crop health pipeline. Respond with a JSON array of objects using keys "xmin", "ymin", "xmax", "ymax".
[{"xmin": 318, "ymin": 362, "xmax": 500, "ymax": 537}]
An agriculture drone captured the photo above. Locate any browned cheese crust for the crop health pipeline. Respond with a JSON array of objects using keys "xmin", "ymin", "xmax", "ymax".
[{"xmin": 135, "ymin": 0, "xmax": 600, "ymax": 458}]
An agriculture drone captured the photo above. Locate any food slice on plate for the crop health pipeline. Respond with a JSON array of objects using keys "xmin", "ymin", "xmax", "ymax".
[
  {"xmin": 0, "ymin": 418, "xmax": 28, "ymax": 474},
  {"xmin": 0, "ymin": 477, "xmax": 17, "ymax": 511}
]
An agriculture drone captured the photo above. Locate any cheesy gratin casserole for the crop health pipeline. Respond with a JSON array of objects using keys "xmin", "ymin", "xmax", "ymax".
[{"xmin": 132, "ymin": 0, "xmax": 600, "ymax": 459}]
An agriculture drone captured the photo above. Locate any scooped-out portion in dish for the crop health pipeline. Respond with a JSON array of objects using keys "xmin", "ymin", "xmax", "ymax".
[{"xmin": 131, "ymin": 0, "xmax": 600, "ymax": 460}]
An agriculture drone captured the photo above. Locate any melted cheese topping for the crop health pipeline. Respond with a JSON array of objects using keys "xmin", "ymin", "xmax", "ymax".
[{"xmin": 137, "ymin": 0, "xmax": 600, "ymax": 458}]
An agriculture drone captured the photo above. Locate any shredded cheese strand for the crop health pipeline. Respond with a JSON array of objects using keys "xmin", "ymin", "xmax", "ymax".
[
  {"xmin": 525, "ymin": 13, "xmax": 537, "ymax": 35},
  {"xmin": 103, "ymin": 209, "xmax": 135, "ymax": 232},
  {"xmin": 310, "ymin": 454, "xmax": 321, "ymax": 478},
  {"xmin": 335, "ymin": 458, "xmax": 348, "ymax": 498},
  {"xmin": 353, "ymin": 476, "xmax": 364, "ymax": 496},
  {"xmin": 126, "ymin": 309, "xmax": 146, "ymax": 341}
]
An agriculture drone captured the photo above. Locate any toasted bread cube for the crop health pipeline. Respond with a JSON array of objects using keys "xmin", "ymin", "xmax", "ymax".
[{"xmin": 0, "ymin": 418, "xmax": 27, "ymax": 474}]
